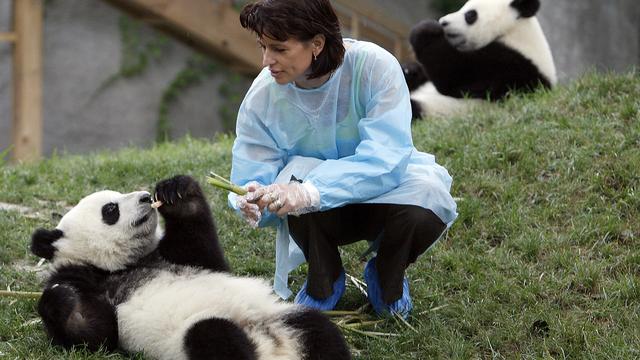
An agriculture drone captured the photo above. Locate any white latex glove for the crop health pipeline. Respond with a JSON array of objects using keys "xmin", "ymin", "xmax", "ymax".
[
  {"xmin": 236, "ymin": 182, "xmax": 263, "ymax": 227},
  {"xmin": 249, "ymin": 181, "xmax": 320, "ymax": 217}
]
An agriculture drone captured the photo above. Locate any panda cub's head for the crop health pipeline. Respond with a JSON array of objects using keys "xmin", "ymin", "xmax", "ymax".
[
  {"xmin": 439, "ymin": 0, "xmax": 540, "ymax": 51},
  {"xmin": 31, "ymin": 190, "xmax": 159, "ymax": 271}
]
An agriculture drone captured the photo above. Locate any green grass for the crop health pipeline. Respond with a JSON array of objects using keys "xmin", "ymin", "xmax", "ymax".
[{"xmin": 1, "ymin": 70, "xmax": 639, "ymax": 359}]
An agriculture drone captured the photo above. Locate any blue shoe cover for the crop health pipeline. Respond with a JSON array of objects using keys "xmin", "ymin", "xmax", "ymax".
[
  {"xmin": 364, "ymin": 258, "xmax": 413, "ymax": 319},
  {"xmin": 294, "ymin": 271, "xmax": 345, "ymax": 311}
]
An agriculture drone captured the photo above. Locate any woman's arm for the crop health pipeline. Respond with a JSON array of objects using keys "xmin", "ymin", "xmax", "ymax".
[{"xmin": 229, "ymin": 93, "xmax": 287, "ymax": 226}]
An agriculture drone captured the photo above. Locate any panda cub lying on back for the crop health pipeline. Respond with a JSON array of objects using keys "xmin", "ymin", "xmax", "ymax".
[
  {"xmin": 30, "ymin": 175, "xmax": 350, "ymax": 360},
  {"xmin": 407, "ymin": 0, "xmax": 557, "ymax": 118}
]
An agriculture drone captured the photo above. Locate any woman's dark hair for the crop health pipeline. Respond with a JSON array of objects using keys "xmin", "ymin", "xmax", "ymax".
[{"xmin": 240, "ymin": 0, "xmax": 345, "ymax": 80}]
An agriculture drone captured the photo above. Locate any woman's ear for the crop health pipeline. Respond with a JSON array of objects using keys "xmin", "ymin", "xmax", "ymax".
[{"xmin": 311, "ymin": 34, "xmax": 326, "ymax": 56}]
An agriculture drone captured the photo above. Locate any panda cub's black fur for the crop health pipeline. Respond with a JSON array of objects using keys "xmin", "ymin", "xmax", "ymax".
[{"xmin": 31, "ymin": 175, "xmax": 350, "ymax": 360}]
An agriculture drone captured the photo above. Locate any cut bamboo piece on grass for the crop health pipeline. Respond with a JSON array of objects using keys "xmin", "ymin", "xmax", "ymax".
[
  {"xmin": 346, "ymin": 273, "xmax": 368, "ymax": 296},
  {"xmin": 339, "ymin": 326, "xmax": 400, "ymax": 338},
  {"xmin": 0, "ymin": 290, "xmax": 42, "ymax": 299},
  {"xmin": 393, "ymin": 311, "xmax": 418, "ymax": 333}
]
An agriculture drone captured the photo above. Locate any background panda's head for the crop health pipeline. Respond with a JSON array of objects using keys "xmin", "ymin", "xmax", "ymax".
[
  {"xmin": 439, "ymin": 0, "xmax": 540, "ymax": 51},
  {"xmin": 31, "ymin": 190, "xmax": 159, "ymax": 271}
]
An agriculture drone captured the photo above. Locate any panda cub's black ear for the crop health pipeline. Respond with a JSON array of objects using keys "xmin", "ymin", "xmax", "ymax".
[
  {"xmin": 30, "ymin": 228, "xmax": 63, "ymax": 260},
  {"xmin": 511, "ymin": 0, "xmax": 540, "ymax": 18}
]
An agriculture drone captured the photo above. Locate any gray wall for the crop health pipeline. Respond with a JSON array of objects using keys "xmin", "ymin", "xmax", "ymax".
[
  {"xmin": 1, "ymin": 0, "xmax": 250, "ymax": 158},
  {"xmin": 538, "ymin": 0, "xmax": 640, "ymax": 81},
  {"xmin": 368, "ymin": 0, "xmax": 436, "ymax": 27}
]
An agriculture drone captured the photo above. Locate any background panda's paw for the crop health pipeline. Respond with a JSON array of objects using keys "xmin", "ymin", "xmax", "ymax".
[
  {"xmin": 410, "ymin": 19, "xmax": 444, "ymax": 46},
  {"xmin": 154, "ymin": 175, "xmax": 206, "ymax": 217}
]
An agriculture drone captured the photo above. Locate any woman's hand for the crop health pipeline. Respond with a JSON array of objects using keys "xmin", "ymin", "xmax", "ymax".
[
  {"xmin": 236, "ymin": 182, "xmax": 263, "ymax": 227},
  {"xmin": 249, "ymin": 182, "xmax": 320, "ymax": 217}
]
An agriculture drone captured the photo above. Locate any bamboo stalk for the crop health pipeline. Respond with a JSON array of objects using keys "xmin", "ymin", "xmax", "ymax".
[
  {"xmin": 341, "ymin": 320, "xmax": 384, "ymax": 328},
  {"xmin": 324, "ymin": 310, "xmax": 362, "ymax": 316},
  {"xmin": 339, "ymin": 325, "xmax": 399, "ymax": 338},
  {"xmin": 393, "ymin": 311, "xmax": 418, "ymax": 333},
  {"xmin": 346, "ymin": 273, "xmax": 368, "ymax": 296},
  {"xmin": 0, "ymin": 290, "xmax": 42, "ymax": 299},
  {"xmin": 208, "ymin": 171, "xmax": 234, "ymax": 186},
  {"xmin": 206, "ymin": 172, "xmax": 247, "ymax": 195}
]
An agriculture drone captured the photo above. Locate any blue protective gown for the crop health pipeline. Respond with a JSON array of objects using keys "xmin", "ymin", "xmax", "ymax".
[{"xmin": 229, "ymin": 39, "xmax": 458, "ymax": 298}]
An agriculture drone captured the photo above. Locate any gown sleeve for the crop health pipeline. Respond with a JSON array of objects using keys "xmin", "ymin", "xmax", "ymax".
[
  {"xmin": 229, "ymin": 80, "xmax": 287, "ymax": 227},
  {"xmin": 304, "ymin": 49, "xmax": 415, "ymax": 210}
]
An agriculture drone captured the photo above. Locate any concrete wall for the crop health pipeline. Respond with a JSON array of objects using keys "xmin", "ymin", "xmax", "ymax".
[
  {"xmin": 368, "ymin": 0, "xmax": 436, "ymax": 27},
  {"xmin": 538, "ymin": 0, "xmax": 640, "ymax": 81},
  {"xmin": 0, "ymin": 0, "xmax": 251, "ymax": 158}
]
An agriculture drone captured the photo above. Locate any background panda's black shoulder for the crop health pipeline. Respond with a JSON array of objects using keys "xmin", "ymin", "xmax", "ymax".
[{"xmin": 510, "ymin": 0, "xmax": 540, "ymax": 18}]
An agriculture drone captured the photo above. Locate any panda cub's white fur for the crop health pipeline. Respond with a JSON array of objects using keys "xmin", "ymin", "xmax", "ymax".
[
  {"xmin": 51, "ymin": 190, "xmax": 160, "ymax": 271},
  {"xmin": 31, "ymin": 175, "xmax": 350, "ymax": 360},
  {"xmin": 118, "ymin": 269, "xmax": 300, "ymax": 360}
]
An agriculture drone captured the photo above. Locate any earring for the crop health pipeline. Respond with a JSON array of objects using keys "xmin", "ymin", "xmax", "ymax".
[{"xmin": 313, "ymin": 53, "xmax": 317, "ymax": 61}]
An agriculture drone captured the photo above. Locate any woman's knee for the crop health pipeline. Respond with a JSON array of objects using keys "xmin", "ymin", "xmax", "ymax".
[{"xmin": 389, "ymin": 205, "xmax": 445, "ymax": 234}]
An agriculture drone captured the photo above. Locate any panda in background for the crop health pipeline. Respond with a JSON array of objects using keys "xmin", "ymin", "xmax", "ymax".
[
  {"xmin": 401, "ymin": 61, "xmax": 430, "ymax": 120},
  {"xmin": 407, "ymin": 0, "xmax": 556, "ymax": 119},
  {"xmin": 402, "ymin": 60, "xmax": 485, "ymax": 120},
  {"xmin": 30, "ymin": 175, "xmax": 350, "ymax": 360}
]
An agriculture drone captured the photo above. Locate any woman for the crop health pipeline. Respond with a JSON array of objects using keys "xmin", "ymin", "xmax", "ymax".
[{"xmin": 229, "ymin": 0, "xmax": 457, "ymax": 319}]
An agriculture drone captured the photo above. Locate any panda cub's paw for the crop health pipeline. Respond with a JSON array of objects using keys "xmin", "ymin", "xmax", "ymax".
[{"xmin": 154, "ymin": 175, "xmax": 207, "ymax": 218}]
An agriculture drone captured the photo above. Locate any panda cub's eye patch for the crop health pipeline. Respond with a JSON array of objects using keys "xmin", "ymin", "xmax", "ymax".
[
  {"xmin": 465, "ymin": 10, "xmax": 478, "ymax": 25},
  {"xmin": 102, "ymin": 202, "xmax": 120, "ymax": 225}
]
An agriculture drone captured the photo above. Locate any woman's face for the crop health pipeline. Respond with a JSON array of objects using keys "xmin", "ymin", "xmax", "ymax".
[{"xmin": 259, "ymin": 36, "xmax": 315, "ymax": 87}]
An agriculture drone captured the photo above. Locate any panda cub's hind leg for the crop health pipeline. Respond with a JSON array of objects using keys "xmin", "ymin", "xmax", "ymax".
[
  {"xmin": 284, "ymin": 309, "xmax": 351, "ymax": 360},
  {"xmin": 184, "ymin": 317, "xmax": 257, "ymax": 360}
]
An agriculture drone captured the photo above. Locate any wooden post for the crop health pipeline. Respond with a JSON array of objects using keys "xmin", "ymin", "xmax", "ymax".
[
  {"xmin": 394, "ymin": 37, "xmax": 403, "ymax": 60},
  {"xmin": 350, "ymin": 14, "xmax": 360, "ymax": 39},
  {"xmin": 12, "ymin": 0, "xmax": 43, "ymax": 163}
]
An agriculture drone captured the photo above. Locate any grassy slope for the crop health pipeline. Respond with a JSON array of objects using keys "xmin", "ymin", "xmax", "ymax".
[{"xmin": 0, "ymin": 71, "xmax": 638, "ymax": 359}]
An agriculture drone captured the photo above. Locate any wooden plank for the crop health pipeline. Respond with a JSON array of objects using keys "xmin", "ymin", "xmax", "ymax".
[
  {"xmin": 333, "ymin": 2, "xmax": 412, "ymax": 62},
  {"xmin": 332, "ymin": 0, "xmax": 411, "ymax": 40},
  {"xmin": 394, "ymin": 37, "xmax": 403, "ymax": 60},
  {"xmin": 103, "ymin": 0, "xmax": 263, "ymax": 75},
  {"xmin": 350, "ymin": 14, "xmax": 360, "ymax": 39},
  {"xmin": 12, "ymin": 0, "xmax": 43, "ymax": 163},
  {"xmin": 0, "ymin": 32, "xmax": 17, "ymax": 42}
]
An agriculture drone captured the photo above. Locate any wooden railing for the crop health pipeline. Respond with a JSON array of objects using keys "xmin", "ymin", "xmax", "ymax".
[
  {"xmin": 102, "ymin": 0, "xmax": 263, "ymax": 75},
  {"xmin": 2, "ymin": 0, "xmax": 43, "ymax": 163},
  {"xmin": 333, "ymin": 0, "xmax": 412, "ymax": 62},
  {"xmin": 102, "ymin": 0, "xmax": 414, "ymax": 76}
]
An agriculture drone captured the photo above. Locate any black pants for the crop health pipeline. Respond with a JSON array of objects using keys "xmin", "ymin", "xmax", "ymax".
[{"xmin": 288, "ymin": 203, "xmax": 446, "ymax": 304}]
